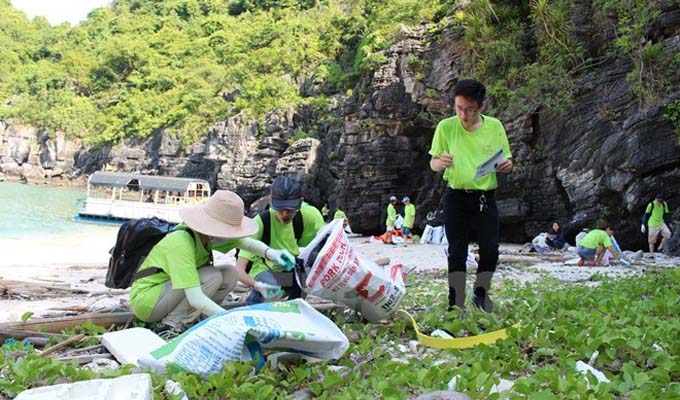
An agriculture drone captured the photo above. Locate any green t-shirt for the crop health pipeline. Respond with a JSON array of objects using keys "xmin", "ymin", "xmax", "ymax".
[
  {"xmin": 579, "ymin": 229, "xmax": 612, "ymax": 250},
  {"xmin": 645, "ymin": 201, "xmax": 669, "ymax": 228},
  {"xmin": 429, "ymin": 115, "xmax": 512, "ymax": 191},
  {"xmin": 403, "ymin": 204, "xmax": 416, "ymax": 228},
  {"xmin": 129, "ymin": 224, "xmax": 240, "ymax": 321},
  {"xmin": 240, "ymin": 203, "xmax": 325, "ymax": 278},
  {"xmin": 334, "ymin": 210, "xmax": 346, "ymax": 219},
  {"xmin": 386, "ymin": 204, "xmax": 397, "ymax": 226}
]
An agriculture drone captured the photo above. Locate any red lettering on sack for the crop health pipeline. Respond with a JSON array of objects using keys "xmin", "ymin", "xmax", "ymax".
[
  {"xmin": 354, "ymin": 271, "xmax": 385, "ymax": 301},
  {"xmin": 308, "ymin": 234, "xmax": 343, "ymax": 287},
  {"xmin": 390, "ymin": 263, "xmax": 403, "ymax": 279}
]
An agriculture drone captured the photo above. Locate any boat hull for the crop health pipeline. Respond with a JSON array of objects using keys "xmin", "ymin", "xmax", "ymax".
[{"xmin": 75, "ymin": 198, "xmax": 183, "ymax": 224}]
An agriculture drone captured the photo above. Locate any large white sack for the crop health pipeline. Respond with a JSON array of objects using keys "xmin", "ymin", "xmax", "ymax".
[
  {"xmin": 139, "ymin": 299, "xmax": 348, "ymax": 376},
  {"xmin": 299, "ymin": 219, "xmax": 406, "ymax": 322}
]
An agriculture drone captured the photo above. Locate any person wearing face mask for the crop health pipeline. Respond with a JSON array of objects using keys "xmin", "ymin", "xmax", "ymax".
[
  {"xmin": 236, "ymin": 176, "xmax": 325, "ymax": 304},
  {"xmin": 129, "ymin": 190, "xmax": 293, "ymax": 331}
]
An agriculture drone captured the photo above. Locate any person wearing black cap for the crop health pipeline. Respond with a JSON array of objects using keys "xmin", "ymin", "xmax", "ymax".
[
  {"xmin": 236, "ymin": 176, "xmax": 325, "ymax": 304},
  {"xmin": 641, "ymin": 193, "xmax": 673, "ymax": 254}
]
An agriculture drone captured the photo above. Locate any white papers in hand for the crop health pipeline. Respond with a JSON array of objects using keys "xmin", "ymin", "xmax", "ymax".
[{"xmin": 473, "ymin": 148, "xmax": 504, "ymax": 180}]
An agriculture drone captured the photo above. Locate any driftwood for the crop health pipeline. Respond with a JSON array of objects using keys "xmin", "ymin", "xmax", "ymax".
[
  {"xmin": 40, "ymin": 334, "xmax": 86, "ymax": 356},
  {"xmin": 1, "ymin": 302, "xmax": 343, "ymax": 337},
  {"xmin": 0, "ymin": 312, "xmax": 136, "ymax": 334},
  {"xmin": 0, "ymin": 328, "xmax": 68, "ymax": 341},
  {"xmin": 0, "ymin": 279, "xmax": 88, "ymax": 299},
  {"xmin": 57, "ymin": 353, "xmax": 114, "ymax": 364}
]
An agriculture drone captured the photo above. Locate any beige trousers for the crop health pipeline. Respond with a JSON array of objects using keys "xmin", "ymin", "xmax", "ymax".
[{"xmin": 148, "ymin": 265, "xmax": 239, "ymax": 329}]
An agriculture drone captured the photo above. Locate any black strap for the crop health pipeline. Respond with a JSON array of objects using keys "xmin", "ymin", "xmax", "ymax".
[
  {"xmin": 258, "ymin": 209, "xmax": 304, "ymax": 245},
  {"xmin": 293, "ymin": 211, "xmax": 304, "ymax": 240}
]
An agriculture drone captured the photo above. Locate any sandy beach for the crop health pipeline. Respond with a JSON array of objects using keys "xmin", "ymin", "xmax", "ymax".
[{"xmin": 1, "ymin": 229, "xmax": 676, "ymax": 323}]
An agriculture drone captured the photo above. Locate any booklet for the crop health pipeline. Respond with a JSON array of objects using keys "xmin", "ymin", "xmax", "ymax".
[{"xmin": 473, "ymin": 148, "xmax": 504, "ymax": 180}]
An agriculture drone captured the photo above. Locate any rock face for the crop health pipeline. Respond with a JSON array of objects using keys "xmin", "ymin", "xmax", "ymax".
[
  {"xmin": 2, "ymin": 5, "xmax": 679, "ymax": 251},
  {"xmin": 0, "ymin": 121, "xmax": 80, "ymax": 180}
]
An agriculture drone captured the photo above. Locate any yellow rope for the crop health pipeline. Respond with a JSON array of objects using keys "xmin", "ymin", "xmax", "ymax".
[{"xmin": 398, "ymin": 309, "xmax": 520, "ymax": 349}]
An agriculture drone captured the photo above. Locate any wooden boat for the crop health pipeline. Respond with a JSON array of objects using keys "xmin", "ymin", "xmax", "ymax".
[{"xmin": 74, "ymin": 172, "xmax": 210, "ymax": 224}]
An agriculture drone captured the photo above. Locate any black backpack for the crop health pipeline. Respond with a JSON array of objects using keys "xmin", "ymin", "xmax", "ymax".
[{"xmin": 106, "ymin": 217, "xmax": 197, "ymax": 289}]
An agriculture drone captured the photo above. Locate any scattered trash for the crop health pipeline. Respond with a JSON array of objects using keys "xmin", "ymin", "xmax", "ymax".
[
  {"xmin": 139, "ymin": 299, "xmax": 349, "ymax": 376},
  {"xmin": 15, "ymin": 373, "xmax": 152, "ymax": 400},
  {"xmin": 575, "ymin": 360, "xmax": 610, "ymax": 384},
  {"xmin": 417, "ymin": 390, "xmax": 471, "ymax": 400},
  {"xmin": 83, "ymin": 358, "xmax": 119, "ymax": 373},
  {"xmin": 299, "ymin": 219, "xmax": 406, "ymax": 322},
  {"xmin": 102, "ymin": 327, "xmax": 165, "ymax": 366},
  {"xmin": 490, "ymin": 379, "xmax": 515, "ymax": 394},
  {"xmin": 400, "ymin": 310, "xmax": 518, "ymax": 349},
  {"xmin": 430, "ymin": 329, "xmax": 454, "ymax": 339},
  {"xmin": 164, "ymin": 380, "xmax": 188, "ymax": 400}
]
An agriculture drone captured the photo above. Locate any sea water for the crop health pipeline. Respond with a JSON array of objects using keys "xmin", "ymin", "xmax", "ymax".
[{"xmin": 0, "ymin": 181, "xmax": 116, "ymax": 239}]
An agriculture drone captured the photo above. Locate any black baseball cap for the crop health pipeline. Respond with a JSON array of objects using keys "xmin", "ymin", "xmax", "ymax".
[{"xmin": 271, "ymin": 176, "xmax": 302, "ymax": 210}]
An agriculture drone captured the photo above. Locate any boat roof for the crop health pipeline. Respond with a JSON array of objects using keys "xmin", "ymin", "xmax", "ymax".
[{"xmin": 88, "ymin": 172, "xmax": 210, "ymax": 192}]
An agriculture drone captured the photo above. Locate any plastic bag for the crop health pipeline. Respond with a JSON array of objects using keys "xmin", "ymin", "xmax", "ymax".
[
  {"xmin": 299, "ymin": 220, "xmax": 406, "ymax": 322},
  {"xmin": 139, "ymin": 299, "xmax": 348, "ymax": 376}
]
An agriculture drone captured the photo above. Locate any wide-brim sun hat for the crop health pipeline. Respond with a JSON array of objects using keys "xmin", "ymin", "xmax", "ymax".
[{"xmin": 179, "ymin": 190, "xmax": 257, "ymax": 238}]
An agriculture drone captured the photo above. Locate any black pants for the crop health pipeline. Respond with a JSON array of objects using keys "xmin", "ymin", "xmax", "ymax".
[{"xmin": 443, "ymin": 188, "xmax": 499, "ymax": 274}]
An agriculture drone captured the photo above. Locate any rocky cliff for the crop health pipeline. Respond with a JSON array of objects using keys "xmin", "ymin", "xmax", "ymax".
[{"xmin": 2, "ymin": 4, "xmax": 680, "ymax": 251}]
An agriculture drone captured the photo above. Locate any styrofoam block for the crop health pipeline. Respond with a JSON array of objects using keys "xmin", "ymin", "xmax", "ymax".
[
  {"xmin": 16, "ymin": 373, "xmax": 152, "ymax": 400},
  {"xmin": 102, "ymin": 328, "xmax": 165, "ymax": 366}
]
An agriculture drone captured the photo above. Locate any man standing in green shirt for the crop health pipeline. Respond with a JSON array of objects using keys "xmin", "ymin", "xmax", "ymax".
[
  {"xmin": 402, "ymin": 196, "xmax": 416, "ymax": 244},
  {"xmin": 385, "ymin": 196, "xmax": 398, "ymax": 243},
  {"xmin": 641, "ymin": 193, "xmax": 673, "ymax": 254},
  {"xmin": 429, "ymin": 79, "xmax": 513, "ymax": 312},
  {"xmin": 577, "ymin": 225, "xmax": 619, "ymax": 266},
  {"xmin": 130, "ymin": 190, "xmax": 293, "ymax": 330},
  {"xmin": 237, "ymin": 176, "xmax": 325, "ymax": 304}
]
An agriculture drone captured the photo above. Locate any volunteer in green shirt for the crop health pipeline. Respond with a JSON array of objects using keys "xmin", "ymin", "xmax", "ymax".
[
  {"xmin": 402, "ymin": 196, "xmax": 416, "ymax": 244},
  {"xmin": 385, "ymin": 196, "xmax": 398, "ymax": 243},
  {"xmin": 237, "ymin": 176, "xmax": 325, "ymax": 304},
  {"xmin": 129, "ymin": 190, "xmax": 293, "ymax": 330},
  {"xmin": 429, "ymin": 79, "xmax": 513, "ymax": 313},
  {"xmin": 577, "ymin": 226, "xmax": 619, "ymax": 266},
  {"xmin": 641, "ymin": 192, "xmax": 673, "ymax": 254}
]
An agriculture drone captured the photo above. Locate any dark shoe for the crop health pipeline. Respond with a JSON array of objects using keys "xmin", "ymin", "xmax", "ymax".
[{"xmin": 471, "ymin": 291, "xmax": 493, "ymax": 313}]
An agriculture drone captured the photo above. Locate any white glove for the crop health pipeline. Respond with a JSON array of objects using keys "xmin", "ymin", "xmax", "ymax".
[
  {"xmin": 266, "ymin": 249, "xmax": 296, "ymax": 271},
  {"xmin": 640, "ymin": 224, "xmax": 646, "ymax": 234},
  {"xmin": 253, "ymin": 281, "xmax": 285, "ymax": 301}
]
